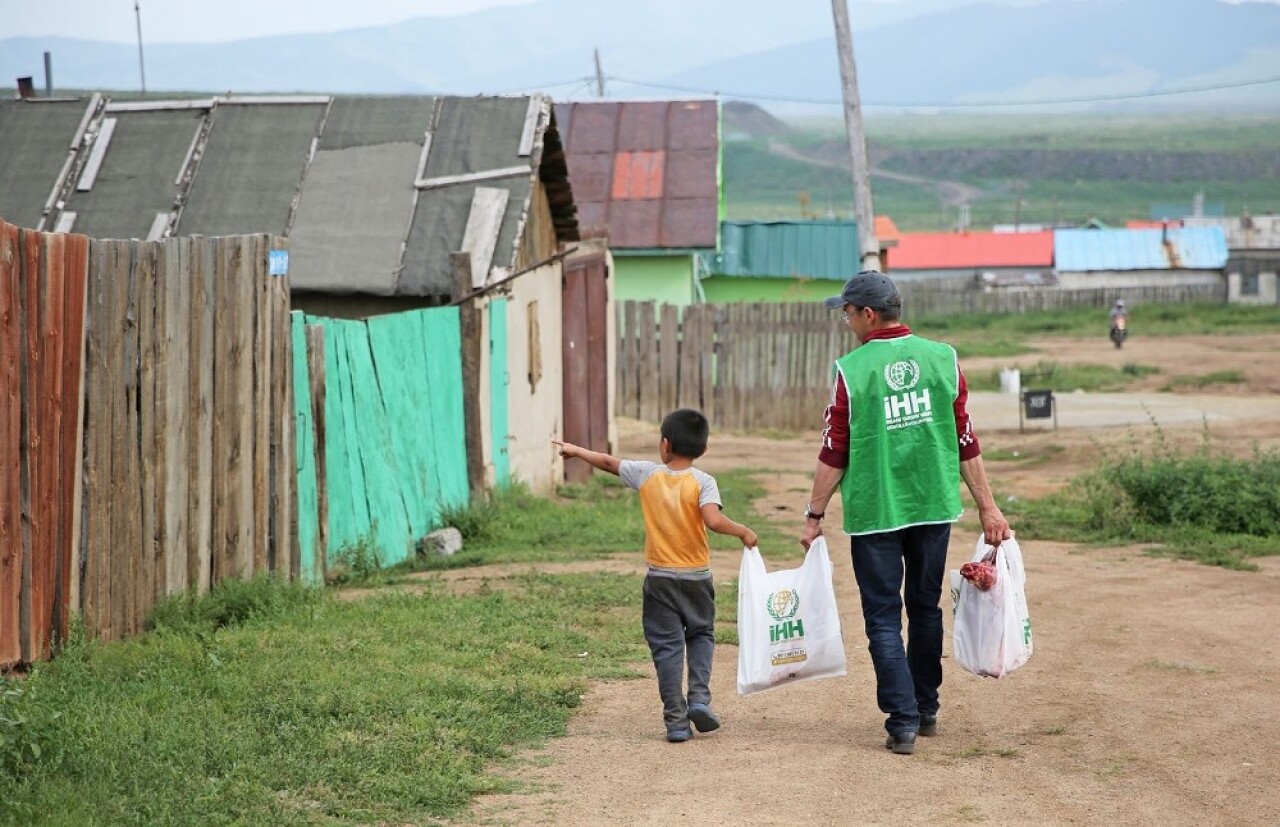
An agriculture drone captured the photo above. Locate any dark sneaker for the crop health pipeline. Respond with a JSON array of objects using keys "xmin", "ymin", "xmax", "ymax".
[
  {"xmin": 885, "ymin": 731, "xmax": 917, "ymax": 755},
  {"xmin": 666, "ymin": 728, "xmax": 693, "ymax": 743},
  {"xmin": 687, "ymin": 703, "xmax": 722, "ymax": 733},
  {"xmin": 919, "ymin": 713, "xmax": 938, "ymax": 737}
]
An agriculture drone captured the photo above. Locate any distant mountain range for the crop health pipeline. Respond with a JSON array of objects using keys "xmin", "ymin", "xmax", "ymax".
[{"xmin": 2, "ymin": 0, "xmax": 1276, "ymax": 113}]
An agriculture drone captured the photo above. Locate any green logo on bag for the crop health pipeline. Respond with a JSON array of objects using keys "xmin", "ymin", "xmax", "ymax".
[
  {"xmin": 766, "ymin": 588, "xmax": 799, "ymax": 622},
  {"xmin": 1023, "ymin": 618, "xmax": 1033, "ymax": 645}
]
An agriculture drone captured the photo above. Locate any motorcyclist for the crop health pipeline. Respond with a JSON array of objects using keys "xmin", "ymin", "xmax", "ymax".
[{"xmin": 1109, "ymin": 299, "xmax": 1128, "ymax": 348}]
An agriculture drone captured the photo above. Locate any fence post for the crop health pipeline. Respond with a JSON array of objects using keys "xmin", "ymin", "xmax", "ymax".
[{"xmin": 451, "ymin": 252, "xmax": 486, "ymax": 499}]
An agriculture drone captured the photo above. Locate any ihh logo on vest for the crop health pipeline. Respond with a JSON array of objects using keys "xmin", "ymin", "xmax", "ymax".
[{"xmin": 882, "ymin": 359, "xmax": 933, "ymax": 431}]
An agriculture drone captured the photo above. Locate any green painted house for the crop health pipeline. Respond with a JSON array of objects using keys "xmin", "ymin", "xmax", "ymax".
[
  {"xmin": 698, "ymin": 219, "xmax": 863, "ymax": 302},
  {"xmin": 555, "ymin": 100, "xmax": 722, "ymax": 306}
]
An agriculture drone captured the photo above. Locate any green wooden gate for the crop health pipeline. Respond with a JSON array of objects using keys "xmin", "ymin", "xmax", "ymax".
[{"xmin": 293, "ymin": 308, "xmax": 469, "ymax": 577}]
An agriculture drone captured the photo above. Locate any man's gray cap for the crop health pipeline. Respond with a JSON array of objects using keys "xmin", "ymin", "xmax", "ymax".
[{"xmin": 823, "ymin": 270, "xmax": 902, "ymax": 311}]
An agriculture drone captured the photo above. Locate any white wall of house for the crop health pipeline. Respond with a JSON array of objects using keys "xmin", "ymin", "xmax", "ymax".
[
  {"xmin": 502, "ymin": 261, "xmax": 565, "ymax": 494},
  {"xmin": 1228, "ymin": 270, "xmax": 1279, "ymax": 305},
  {"xmin": 1055, "ymin": 269, "xmax": 1224, "ymax": 290}
]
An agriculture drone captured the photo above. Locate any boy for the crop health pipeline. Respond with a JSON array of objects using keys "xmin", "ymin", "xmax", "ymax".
[{"xmin": 552, "ymin": 408, "xmax": 758, "ymax": 743}]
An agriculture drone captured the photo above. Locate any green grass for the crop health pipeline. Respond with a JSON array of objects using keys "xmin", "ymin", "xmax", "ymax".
[
  {"xmin": 1003, "ymin": 426, "xmax": 1280, "ymax": 569},
  {"xmin": 1161, "ymin": 370, "xmax": 1247, "ymax": 391},
  {"xmin": 911, "ymin": 302, "xmax": 1280, "ymax": 341},
  {"xmin": 0, "ymin": 574, "xmax": 654, "ymax": 825},
  {"xmin": 965, "ymin": 360, "xmax": 1159, "ymax": 393}
]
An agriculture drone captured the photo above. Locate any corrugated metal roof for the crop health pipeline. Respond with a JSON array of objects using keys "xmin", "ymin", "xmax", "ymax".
[
  {"xmin": 554, "ymin": 99, "xmax": 719, "ymax": 250},
  {"xmin": 0, "ymin": 99, "xmax": 87, "ymax": 228},
  {"xmin": 701, "ymin": 220, "xmax": 860, "ymax": 280},
  {"xmin": 178, "ymin": 102, "xmax": 327, "ymax": 237},
  {"xmin": 290, "ymin": 96, "xmax": 438, "ymax": 295},
  {"xmin": 403, "ymin": 96, "xmax": 536, "ymax": 297},
  {"xmin": 1054, "ymin": 227, "xmax": 1228, "ymax": 271},
  {"xmin": 890, "ymin": 230, "xmax": 1054, "ymax": 270},
  {"xmin": 0, "ymin": 93, "xmax": 578, "ymax": 299},
  {"xmin": 62, "ymin": 109, "xmax": 202, "ymax": 239}
]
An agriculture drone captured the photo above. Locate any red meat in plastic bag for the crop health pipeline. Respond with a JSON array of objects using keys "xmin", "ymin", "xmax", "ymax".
[{"xmin": 960, "ymin": 548, "xmax": 998, "ymax": 591}]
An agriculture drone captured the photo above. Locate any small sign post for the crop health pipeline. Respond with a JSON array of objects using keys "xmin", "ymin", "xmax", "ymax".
[{"xmin": 1020, "ymin": 388, "xmax": 1056, "ymax": 432}]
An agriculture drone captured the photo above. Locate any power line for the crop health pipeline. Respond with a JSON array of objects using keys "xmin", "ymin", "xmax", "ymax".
[{"xmin": 608, "ymin": 74, "xmax": 1280, "ymax": 108}]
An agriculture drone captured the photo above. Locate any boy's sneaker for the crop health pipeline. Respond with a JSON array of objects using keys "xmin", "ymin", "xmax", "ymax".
[
  {"xmin": 687, "ymin": 703, "xmax": 722, "ymax": 733},
  {"xmin": 919, "ymin": 713, "xmax": 938, "ymax": 737},
  {"xmin": 666, "ymin": 728, "xmax": 693, "ymax": 743}
]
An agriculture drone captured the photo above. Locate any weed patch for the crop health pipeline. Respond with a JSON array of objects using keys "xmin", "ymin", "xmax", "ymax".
[{"xmin": 1006, "ymin": 425, "xmax": 1280, "ymax": 568}]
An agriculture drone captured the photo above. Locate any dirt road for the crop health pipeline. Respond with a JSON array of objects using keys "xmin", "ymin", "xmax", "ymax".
[{"xmin": 460, "ymin": 334, "xmax": 1280, "ymax": 827}]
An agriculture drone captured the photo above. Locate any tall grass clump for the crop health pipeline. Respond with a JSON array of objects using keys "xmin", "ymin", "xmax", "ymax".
[
  {"xmin": 1009, "ymin": 424, "xmax": 1280, "ymax": 569},
  {"xmin": 147, "ymin": 574, "xmax": 319, "ymax": 635}
]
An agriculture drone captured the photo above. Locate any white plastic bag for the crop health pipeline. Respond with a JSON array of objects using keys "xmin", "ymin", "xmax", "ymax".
[
  {"xmin": 950, "ymin": 535, "xmax": 1033, "ymax": 678},
  {"xmin": 737, "ymin": 536, "xmax": 847, "ymax": 695}
]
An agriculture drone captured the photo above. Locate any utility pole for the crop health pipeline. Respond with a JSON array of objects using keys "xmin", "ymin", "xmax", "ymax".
[
  {"xmin": 830, "ymin": 0, "xmax": 880, "ymax": 270},
  {"xmin": 593, "ymin": 48, "xmax": 606, "ymax": 97},
  {"xmin": 134, "ymin": 1, "xmax": 147, "ymax": 94}
]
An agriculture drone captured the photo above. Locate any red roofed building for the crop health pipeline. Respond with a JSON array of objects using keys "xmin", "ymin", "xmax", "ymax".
[
  {"xmin": 887, "ymin": 229, "xmax": 1056, "ymax": 287},
  {"xmin": 555, "ymin": 100, "xmax": 721, "ymax": 305}
]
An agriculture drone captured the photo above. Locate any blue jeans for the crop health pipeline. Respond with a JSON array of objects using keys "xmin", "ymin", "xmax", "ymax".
[
  {"xmin": 849, "ymin": 522, "xmax": 951, "ymax": 736},
  {"xmin": 642, "ymin": 574, "xmax": 716, "ymax": 732}
]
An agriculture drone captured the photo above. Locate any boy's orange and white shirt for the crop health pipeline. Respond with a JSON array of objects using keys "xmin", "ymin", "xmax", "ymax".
[{"xmin": 619, "ymin": 461, "xmax": 722, "ymax": 573}]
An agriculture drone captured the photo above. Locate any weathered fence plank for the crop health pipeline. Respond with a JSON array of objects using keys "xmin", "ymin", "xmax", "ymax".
[{"xmin": 1, "ymin": 223, "xmax": 23, "ymax": 669}]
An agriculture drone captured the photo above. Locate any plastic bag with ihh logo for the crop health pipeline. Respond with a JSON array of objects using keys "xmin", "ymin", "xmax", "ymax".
[{"xmin": 737, "ymin": 536, "xmax": 847, "ymax": 695}]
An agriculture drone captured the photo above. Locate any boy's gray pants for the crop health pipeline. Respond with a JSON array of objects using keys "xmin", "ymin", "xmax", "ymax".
[{"xmin": 642, "ymin": 573, "xmax": 716, "ymax": 732}]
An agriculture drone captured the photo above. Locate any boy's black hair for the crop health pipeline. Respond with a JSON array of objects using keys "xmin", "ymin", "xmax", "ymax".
[{"xmin": 660, "ymin": 408, "xmax": 709, "ymax": 459}]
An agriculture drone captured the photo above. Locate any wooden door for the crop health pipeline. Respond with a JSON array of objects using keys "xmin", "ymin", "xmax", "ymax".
[{"xmin": 561, "ymin": 254, "xmax": 610, "ymax": 483}]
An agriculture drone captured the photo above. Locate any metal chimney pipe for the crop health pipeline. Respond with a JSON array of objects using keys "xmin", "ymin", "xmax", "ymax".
[{"xmin": 43, "ymin": 51, "xmax": 53, "ymax": 96}]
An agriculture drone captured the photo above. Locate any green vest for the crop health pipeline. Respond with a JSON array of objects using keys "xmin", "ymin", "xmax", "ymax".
[{"xmin": 836, "ymin": 334, "xmax": 963, "ymax": 535}]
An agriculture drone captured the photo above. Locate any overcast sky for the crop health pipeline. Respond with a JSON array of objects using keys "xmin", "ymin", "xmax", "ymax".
[{"xmin": 1, "ymin": 1, "xmax": 534, "ymax": 44}]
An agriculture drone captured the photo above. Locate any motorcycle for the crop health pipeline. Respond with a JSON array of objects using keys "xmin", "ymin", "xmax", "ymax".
[{"xmin": 1110, "ymin": 315, "xmax": 1127, "ymax": 349}]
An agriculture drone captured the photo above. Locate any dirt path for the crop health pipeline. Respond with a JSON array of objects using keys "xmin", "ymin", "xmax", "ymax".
[{"xmin": 454, "ymin": 334, "xmax": 1280, "ymax": 827}]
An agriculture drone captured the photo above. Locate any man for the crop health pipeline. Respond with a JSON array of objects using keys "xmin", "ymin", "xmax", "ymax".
[
  {"xmin": 1109, "ymin": 299, "xmax": 1128, "ymax": 348},
  {"xmin": 799, "ymin": 270, "xmax": 1011, "ymax": 755}
]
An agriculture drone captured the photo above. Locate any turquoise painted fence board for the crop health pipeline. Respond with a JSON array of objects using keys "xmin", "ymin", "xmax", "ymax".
[
  {"xmin": 421, "ymin": 308, "xmax": 469, "ymax": 510},
  {"xmin": 326, "ymin": 320, "xmax": 374, "ymax": 557},
  {"xmin": 293, "ymin": 309, "xmax": 469, "ymax": 571},
  {"xmin": 489, "ymin": 298, "xmax": 510, "ymax": 486},
  {"xmin": 290, "ymin": 312, "xmax": 322, "ymax": 584},
  {"xmin": 342, "ymin": 323, "xmax": 414, "ymax": 564}
]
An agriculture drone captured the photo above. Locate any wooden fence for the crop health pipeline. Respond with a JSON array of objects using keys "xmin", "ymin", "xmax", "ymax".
[
  {"xmin": 1, "ymin": 221, "xmax": 294, "ymax": 668},
  {"xmin": 292, "ymin": 309, "xmax": 470, "ymax": 576},
  {"xmin": 615, "ymin": 283, "xmax": 1227, "ymax": 431}
]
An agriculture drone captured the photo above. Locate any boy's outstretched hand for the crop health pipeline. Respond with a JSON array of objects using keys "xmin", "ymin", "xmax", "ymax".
[
  {"xmin": 551, "ymin": 439, "xmax": 621, "ymax": 475},
  {"xmin": 551, "ymin": 439, "xmax": 581, "ymax": 459},
  {"xmin": 740, "ymin": 527, "xmax": 759, "ymax": 549}
]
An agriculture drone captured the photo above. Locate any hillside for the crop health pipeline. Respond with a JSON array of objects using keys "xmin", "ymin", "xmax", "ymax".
[
  {"xmin": 2, "ymin": 0, "xmax": 1275, "ymax": 111},
  {"xmin": 722, "ymin": 106, "xmax": 1280, "ymax": 230}
]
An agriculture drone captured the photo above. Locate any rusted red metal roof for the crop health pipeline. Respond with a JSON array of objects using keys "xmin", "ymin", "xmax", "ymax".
[
  {"xmin": 554, "ymin": 100, "xmax": 719, "ymax": 250},
  {"xmin": 889, "ymin": 230, "xmax": 1054, "ymax": 270}
]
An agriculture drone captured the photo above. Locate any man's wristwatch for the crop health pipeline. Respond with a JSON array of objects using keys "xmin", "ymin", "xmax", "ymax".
[{"xmin": 804, "ymin": 503, "xmax": 824, "ymax": 521}]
